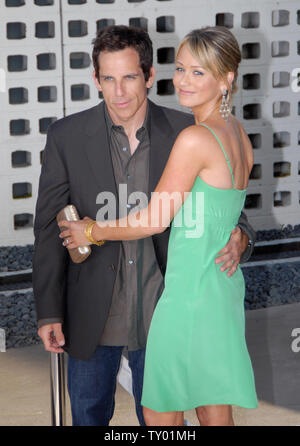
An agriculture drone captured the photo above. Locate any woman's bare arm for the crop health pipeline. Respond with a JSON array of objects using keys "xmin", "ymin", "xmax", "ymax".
[{"xmin": 59, "ymin": 125, "xmax": 207, "ymax": 245}]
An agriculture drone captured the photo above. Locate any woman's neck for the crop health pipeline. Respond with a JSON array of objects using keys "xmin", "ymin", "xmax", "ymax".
[{"xmin": 192, "ymin": 100, "xmax": 221, "ymax": 124}]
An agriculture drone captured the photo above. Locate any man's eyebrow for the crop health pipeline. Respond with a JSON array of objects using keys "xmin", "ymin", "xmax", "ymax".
[
  {"xmin": 99, "ymin": 72, "xmax": 141, "ymax": 78},
  {"xmin": 124, "ymin": 73, "xmax": 141, "ymax": 77}
]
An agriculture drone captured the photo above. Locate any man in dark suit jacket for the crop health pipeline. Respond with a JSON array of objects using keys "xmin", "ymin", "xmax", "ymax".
[{"xmin": 33, "ymin": 26, "xmax": 255, "ymax": 426}]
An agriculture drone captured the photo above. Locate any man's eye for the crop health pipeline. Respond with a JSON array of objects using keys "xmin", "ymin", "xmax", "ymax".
[
  {"xmin": 103, "ymin": 76, "xmax": 113, "ymax": 81},
  {"xmin": 125, "ymin": 75, "xmax": 137, "ymax": 80}
]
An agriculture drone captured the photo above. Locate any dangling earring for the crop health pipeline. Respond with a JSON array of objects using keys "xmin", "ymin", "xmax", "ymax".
[{"xmin": 220, "ymin": 89, "xmax": 230, "ymax": 122}]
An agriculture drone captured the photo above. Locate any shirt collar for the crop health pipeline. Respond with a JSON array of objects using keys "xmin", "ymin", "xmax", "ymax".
[{"xmin": 104, "ymin": 100, "xmax": 150, "ymax": 139}]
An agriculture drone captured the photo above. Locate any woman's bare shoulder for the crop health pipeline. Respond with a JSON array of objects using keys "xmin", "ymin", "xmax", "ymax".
[
  {"xmin": 231, "ymin": 116, "xmax": 254, "ymax": 166},
  {"xmin": 231, "ymin": 116, "xmax": 251, "ymax": 144},
  {"xmin": 175, "ymin": 124, "xmax": 218, "ymax": 149}
]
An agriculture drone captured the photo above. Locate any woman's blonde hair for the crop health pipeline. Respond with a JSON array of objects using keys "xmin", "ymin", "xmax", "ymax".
[{"xmin": 176, "ymin": 26, "xmax": 242, "ymax": 107}]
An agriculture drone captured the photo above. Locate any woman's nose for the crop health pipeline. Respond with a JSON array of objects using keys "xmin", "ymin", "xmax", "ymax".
[{"xmin": 179, "ymin": 71, "xmax": 190, "ymax": 86}]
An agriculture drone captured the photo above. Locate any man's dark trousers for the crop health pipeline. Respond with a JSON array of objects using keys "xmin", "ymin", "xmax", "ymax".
[{"xmin": 68, "ymin": 346, "xmax": 146, "ymax": 426}]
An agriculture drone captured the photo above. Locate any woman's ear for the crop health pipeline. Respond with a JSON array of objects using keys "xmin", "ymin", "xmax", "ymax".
[
  {"xmin": 219, "ymin": 72, "xmax": 235, "ymax": 95},
  {"xmin": 226, "ymin": 71, "xmax": 235, "ymax": 90}
]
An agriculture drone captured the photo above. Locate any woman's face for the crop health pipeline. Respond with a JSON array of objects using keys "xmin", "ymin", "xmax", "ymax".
[{"xmin": 173, "ymin": 43, "xmax": 224, "ymax": 112}]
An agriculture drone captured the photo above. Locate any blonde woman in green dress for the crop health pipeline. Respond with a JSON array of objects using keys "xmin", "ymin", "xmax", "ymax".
[{"xmin": 60, "ymin": 26, "xmax": 258, "ymax": 426}]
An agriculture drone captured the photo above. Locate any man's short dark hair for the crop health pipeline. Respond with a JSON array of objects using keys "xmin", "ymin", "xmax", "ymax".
[{"xmin": 92, "ymin": 25, "xmax": 153, "ymax": 82}]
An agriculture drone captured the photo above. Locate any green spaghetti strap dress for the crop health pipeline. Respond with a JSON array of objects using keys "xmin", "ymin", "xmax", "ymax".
[{"xmin": 141, "ymin": 124, "xmax": 258, "ymax": 412}]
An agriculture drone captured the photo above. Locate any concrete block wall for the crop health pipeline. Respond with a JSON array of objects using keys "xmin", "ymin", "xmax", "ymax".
[
  {"xmin": 0, "ymin": 0, "xmax": 299, "ymax": 246},
  {"xmin": 0, "ymin": 0, "xmax": 64, "ymax": 246}
]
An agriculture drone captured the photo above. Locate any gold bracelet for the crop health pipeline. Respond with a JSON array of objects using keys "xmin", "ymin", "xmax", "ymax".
[{"xmin": 84, "ymin": 220, "xmax": 105, "ymax": 246}]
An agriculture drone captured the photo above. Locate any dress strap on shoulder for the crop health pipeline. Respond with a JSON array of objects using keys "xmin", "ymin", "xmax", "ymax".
[{"xmin": 198, "ymin": 123, "xmax": 235, "ymax": 189}]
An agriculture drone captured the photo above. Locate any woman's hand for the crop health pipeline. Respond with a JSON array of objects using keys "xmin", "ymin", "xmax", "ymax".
[{"xmin": 58, "ymin": 216, "xmax": 93, "ymax": 249}]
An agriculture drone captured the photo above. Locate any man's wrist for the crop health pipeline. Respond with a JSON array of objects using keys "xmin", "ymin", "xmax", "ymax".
[
  {"xmin": 238, "ymin": 228, "xmax": 248, "ymax": 252},
  {"xmin": 37, "ymin": 317, "xmax": 63, "ymax": 329},
  {"xmin": 238, "ymin": 225, "xmax": 253, "ymax": 249},
  {"xmin": 246, "ymin": 237, "xmax": 253, "ymax": 250},
  {"xmin": 238, "ymin": 224, "xmax": 255, "ymax": 263}
]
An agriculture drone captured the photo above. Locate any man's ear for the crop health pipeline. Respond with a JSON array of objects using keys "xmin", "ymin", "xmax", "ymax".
[
  {"xmin": 146, "ymin": 66, "xmax": 156, "ymax": 89},
  {"xmin": 93, "ymin": 70, "xmax": 102, "ymax": 91}
]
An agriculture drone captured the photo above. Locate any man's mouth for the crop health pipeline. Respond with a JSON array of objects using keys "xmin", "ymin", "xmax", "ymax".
[{"xmin": 114, "ymin": 100, "xmax": 130, "ymax": 108}]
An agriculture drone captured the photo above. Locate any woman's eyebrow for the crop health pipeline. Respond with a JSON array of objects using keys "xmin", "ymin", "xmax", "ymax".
[{"xmin": 176, "ymin": 60, "xmax": 204, "ymax": 69}]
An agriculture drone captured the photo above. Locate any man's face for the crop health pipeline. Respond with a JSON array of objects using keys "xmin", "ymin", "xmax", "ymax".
[{"xmin": 93, "ymin": 47, "xmax": 155, "ymax": 124}]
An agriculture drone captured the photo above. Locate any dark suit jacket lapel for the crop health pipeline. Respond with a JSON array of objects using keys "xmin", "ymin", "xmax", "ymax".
[
  {"xmin": 147, "ymin": 100, "xmax": 174, "ymax": 198},
  {"xmin": 84, "ymin": 101, "xmax": 118, "ymax": 198},
  {"xmin": 84, "ymin": 99, "xmax": 174, "ymax": 203}
]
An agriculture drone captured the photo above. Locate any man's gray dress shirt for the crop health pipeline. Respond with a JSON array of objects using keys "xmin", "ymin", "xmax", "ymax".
[{"xmin": 99, "ymin": 105, "xmax": 164, "ymax": 350}]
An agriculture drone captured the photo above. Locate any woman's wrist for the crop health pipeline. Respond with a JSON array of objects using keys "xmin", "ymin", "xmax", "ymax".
[{"xmin": 85, "ymin": 220, "xmax": 105, "ymax": 246}]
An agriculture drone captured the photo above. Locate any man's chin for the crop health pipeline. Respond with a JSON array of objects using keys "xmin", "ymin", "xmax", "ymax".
[{"xmin": 111, "ymin": 106, "xmax": 136, "ymax": 121}]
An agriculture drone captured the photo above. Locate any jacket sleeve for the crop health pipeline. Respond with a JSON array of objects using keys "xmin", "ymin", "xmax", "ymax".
[
  {"xmin": 32, "ymin": 124, "xmax": 70, "ymax": 322},
  {"xmin": 237, "ymin": 210, "xmax": 256, "ymax": 264}
]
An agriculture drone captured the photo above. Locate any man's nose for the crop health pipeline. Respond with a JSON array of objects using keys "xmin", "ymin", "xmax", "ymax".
[{"xmin": 115, "ymin": 80, "xmax": 125, "ymax": 97}]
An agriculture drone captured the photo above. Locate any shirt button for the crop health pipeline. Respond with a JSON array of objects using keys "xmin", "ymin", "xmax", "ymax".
[
  {"xmin": 128, "ymin": 260, "xmax": 134, "ymax": 265},
  {"xmin": 122, "ymin": 147, "xmax": 127, "ymax": 152},
  {"xmin": 126, "ymin": 204, "xmax": 132, "ymax": 209},
  {"xmin": 127, "ymin": 174, "xmax": 131, "ymax": 179}
]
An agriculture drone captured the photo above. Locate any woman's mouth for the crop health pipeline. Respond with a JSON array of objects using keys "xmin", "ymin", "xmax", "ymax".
[{"xmin": 179, "ymin": 89, "xmax": 195, "ymax": 95}]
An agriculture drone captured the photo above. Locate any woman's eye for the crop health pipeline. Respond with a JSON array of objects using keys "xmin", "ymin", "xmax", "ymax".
[
  {"xmin": 194, "ymin": 71, "xmax": 203, "ymax": 76},
  {"xmin": 175, "ymin": 67, "xmax": 184, "ymax": 72}
]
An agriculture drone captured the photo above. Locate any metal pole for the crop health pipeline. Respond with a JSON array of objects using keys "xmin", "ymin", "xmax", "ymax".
[{"xmin": 50, "ymin": 352, "xmax": 66, "ymax": 426}]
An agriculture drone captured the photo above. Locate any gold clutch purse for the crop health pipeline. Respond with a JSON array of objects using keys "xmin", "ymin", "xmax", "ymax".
[{"xmin": 56, "ymin": 205, "xmax": 91, "ymax": 263}]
